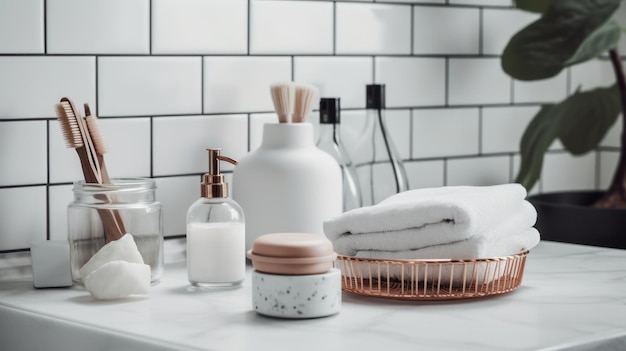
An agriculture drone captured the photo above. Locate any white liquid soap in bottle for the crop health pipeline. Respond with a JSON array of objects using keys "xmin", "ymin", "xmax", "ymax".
[{"xmin": 186, "ymin": 148, "xmax": 245, "ymax": 288}]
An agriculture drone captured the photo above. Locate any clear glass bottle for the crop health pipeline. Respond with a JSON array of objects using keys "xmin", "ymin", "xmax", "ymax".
[
  {"xmin": 353, "ymin": 84, "xmax": 408, "ymax": 204},
  {"xmin": 316, "ymin": 97, "xmax": 363, "ymax": 212},
  {"xmin": 186, "ymin": 148, "xmax": 246, "ymax": 288},
  {"xmin": 68, "ymin": 178, "xmax": 163, "ymax": 285}
]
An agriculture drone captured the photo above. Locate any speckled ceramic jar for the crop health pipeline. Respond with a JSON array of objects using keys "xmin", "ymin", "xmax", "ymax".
[
  {"xmin": 247, "ymin": 233, "xmax": 341, "ymax": 319},
  {"xmin": 252, "ymin": 269, "xmax": 341, "ymax": 319}
]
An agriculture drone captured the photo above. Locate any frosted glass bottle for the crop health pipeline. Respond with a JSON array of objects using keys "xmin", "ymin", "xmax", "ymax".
[
  {"xmin": 316, "ymin": 97, "xmax": 362, "ymax": 212},
  {"xmin": 232, "ymin": 122, "xmax": 342, "ymax": 251},
  {"xmin": 186, "ymin": 149, "xmax": 245, "ymax": 288}
]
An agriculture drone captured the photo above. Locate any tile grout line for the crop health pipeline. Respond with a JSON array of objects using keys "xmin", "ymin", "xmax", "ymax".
[
  {"xmin": 410, "ymin": 4, "xmax": 414, "ymax": 55},
  {"xmin": 149, "ymin": 0, "xmax": 154, "ymax": 179},
  {"xmin": 333, "ymin": 1, "xmax": 337, "ymax": 55},
  {"xmin": 444, "ymin": 57, "xmax": 449, "ymax": 106},
  {"xmin": 43, "ymin": 0, "xmax": 47, "ymax": 54},
  {"xmin": 46, "ymin": 120, "xmax": 50, "ymax": 241},
  {"xmin": 149, "ymin": 0, "xmax": 153, "ymax": 55},
  {"xmin": 478, "ymin": 106, "xmax": 483, "ymax": 155},
  {"xmin": 44, "ymin": 0, "xmax": 49, "ymax": 241},
  {"xmin": 409, "ymin": 109, "xmax": 414, "ymax": 160},
  {"xmin": 247, "ymin": 0, "xmax": 251, "ymax": 55},
  {"xmin": 201, "ymin": 57, "xmax": 205, "ymax": 114},
  {"xmin": 509, "ymin": 153, "xmax": 515, "ymax": 183},
  {"xmin": 478, "ymin": 7, "xmax": 483, "ymax": 56},
  {"xmin": 150, "ymin": 116, "xmax": 155, "ymax": 178}
]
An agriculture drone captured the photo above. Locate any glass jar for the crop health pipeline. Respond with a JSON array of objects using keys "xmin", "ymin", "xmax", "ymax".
[{"xmin": 68, "ymin": 178, "xmax": 163, "ymax": 285}]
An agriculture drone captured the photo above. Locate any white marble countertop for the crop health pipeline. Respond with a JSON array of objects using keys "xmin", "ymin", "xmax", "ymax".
[{"xmin": 1, "ymin": 241, "xmax": 625, "ymax": 351}]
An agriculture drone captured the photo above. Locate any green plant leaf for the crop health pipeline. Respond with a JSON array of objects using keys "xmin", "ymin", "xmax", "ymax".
[
  {"xmin": 555, "ymin": 84, "xmax": 621, "ymax": 154},
  {"xmin": 502, "ymin": 0, "xmax": 621, "ymax": 81},
  {"xmin": 515, "ymin": 104, "xmax": 559, "ymax": 189},
  {"xmin": 565, "ymin": 20, "xmax": 622, "ymax": 66},
  {"xmin": 516, "ymin": 0, "xmax": 555, "ymax": 13}
]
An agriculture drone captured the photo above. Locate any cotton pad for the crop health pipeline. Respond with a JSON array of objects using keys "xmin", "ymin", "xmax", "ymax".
[
  {"xmin": 79, "ymin": 233, "xmax": 144, "ymax": 280},
  {"xmin": 84, "ymin": 260, "xmax": 150, "ymax": 300}
]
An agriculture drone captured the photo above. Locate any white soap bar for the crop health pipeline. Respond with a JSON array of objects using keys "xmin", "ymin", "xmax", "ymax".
[
  {"xmin": 79, "ymin": 233, "xmax": 144, "ymax": 280},
  {"xmin": 84, "ymin": 260, "xmax": 150, "ymax": 300},
  {"xmin": 30, "ymin": 240, "xmax": 72, "ymax": 288}
]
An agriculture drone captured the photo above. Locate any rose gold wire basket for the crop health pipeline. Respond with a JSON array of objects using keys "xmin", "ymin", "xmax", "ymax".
[{"xmin": 335, "ymin": 250, "xmax": 529, "ymax": 300}]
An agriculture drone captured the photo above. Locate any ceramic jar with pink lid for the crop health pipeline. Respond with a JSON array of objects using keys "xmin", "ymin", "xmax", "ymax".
[{"xmin": 247, "ymin": 233, "xmax": 341, "ymax": 319}]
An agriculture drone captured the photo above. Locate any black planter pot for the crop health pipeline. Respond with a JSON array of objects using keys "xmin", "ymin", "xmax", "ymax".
[{"xmin": 528, "ymin": 191, "xmax": 626, "ymax": 249}]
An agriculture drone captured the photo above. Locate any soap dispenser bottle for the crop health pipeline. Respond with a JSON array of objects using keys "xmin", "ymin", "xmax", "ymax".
[{"xmin": 186, "ymin": 148, "xmax": 245, "ymax": 288}]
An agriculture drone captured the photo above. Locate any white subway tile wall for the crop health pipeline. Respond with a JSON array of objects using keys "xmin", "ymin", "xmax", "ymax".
[
  {"xmin": 250, "ymin": 1, "xmax": 333, "ymax": 54},
  {"xmin": 203, "ymin": 56, "xmax": 291, "ymax": 113},
  {"xmin": 0, "ymin": 56, "xmax": 95, "ymax": 118},
  {"xmin": 482, "ymin": 8, "xmax": 539, "ymax": 56},
  {"xmin": 375, "ymin": 57, "xmax": 446, "ymax": 107},
  {"xmin": 0, "ymin": 121, "xmax": 47, "ymax": 186},
  {"xmin": 47, "ymin": 0, "xmax": 150, "ymax": 54},
  {"xmin": 448, "ymin": 58, "xmax": 511, "ymax": 105},
  {"xmin": 412, "ymin": 108, "xmax": 479, "ymax": 158},
  {"xmin": 481, "ymin": 106, "xmax": 538, "ymax": 154},
  {"xmin": 154, "ymin": 176, "xmax": 200, "ymax": 241},
  {"xmin": 447, "ymin": 156, "xmax": 511, "ymax": 186},
  {"xmin": 152, "ymin": 0, "xmax": 248, "ymax": 55},
  {"xmin": 98, "ymin": 56, "xmax": 202, "ymax": 116},
  {"xmin": 0, "ymin": 187, "xmax": 47, "ymax": 251},
  {"xmin": 335, "ymin": 3, "xmax": 411, "ymax": 55},
  {"xmin": 293, "ymin": 57, "xmax": 372, "ymax": 109},
  {"xmin": 413, "ymin": 6, "xmax": 479, "ymax": 55},
  {"xmin": 405, "ymin": 160, "xmax": 445, "ymax": 189},
  {"xmin": 542, "ymin": 153, "xmax": 596, "ymax": 192},
  {"xmin": 152, "ymin": 115, "xmax": 247, "ymax": 176},
  {"xmin": 0, "ymin": 0, "xmax": 621, "ymax": 253},
  {"xmin": 0, "ymin": 0, "xmax": 44, "ymax": 54}
]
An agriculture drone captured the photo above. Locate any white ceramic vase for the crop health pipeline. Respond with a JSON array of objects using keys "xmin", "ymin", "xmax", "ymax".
[{"xmin": 232, "ymin": 123, "xmax": 342, "ymax": 251}]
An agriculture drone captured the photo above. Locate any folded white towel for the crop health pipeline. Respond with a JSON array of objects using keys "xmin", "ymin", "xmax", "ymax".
[
  {"xmin": 354, "ymin": 227, "xmax": 540, "ymax": 261},
  {"xmin": 324, "ymin": 184, "xmax": 536, "ymax": 256}
]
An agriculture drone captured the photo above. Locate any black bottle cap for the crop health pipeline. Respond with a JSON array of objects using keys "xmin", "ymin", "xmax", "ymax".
[
  {"xmin": 319, "ymin": 98, "xmax": 341, "ymax": 124},
  {"xmin": 366, "ymin": 84, "xmax": 385, "ymax": 109}
]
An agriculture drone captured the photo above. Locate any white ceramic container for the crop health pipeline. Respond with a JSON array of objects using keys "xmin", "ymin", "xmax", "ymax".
[{"xmin": 232, "ymin": 123, "xmax": 342, "ymax": 250}]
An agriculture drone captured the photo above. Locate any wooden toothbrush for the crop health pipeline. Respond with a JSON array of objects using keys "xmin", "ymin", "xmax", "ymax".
[
  {"xmin": 56, "ymin": 98, "xmax": 102, "ymax": 184},
  {"xmin": 84, "ymin": 103, "xmax": 127, "ymax": 237},
  {"xmin": 56, "ymin": 98, "xmax": 124, "ymax": 242}
]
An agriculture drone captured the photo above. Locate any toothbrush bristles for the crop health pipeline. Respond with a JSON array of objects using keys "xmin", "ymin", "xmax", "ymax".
[
  {"xmin": 86, "ymin": 115, "xmax": 108, "ymax": 155},
  {"xmin": 293, "ymin": 84, "xmax": 319, "ymax": 123},
  {"xmin": 270, "ymin": 82, "xmax": 295, "ymax": 123},
  {"xmin": 56, "ymin": 101, "xmax": 83, "ymax": 148}
]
